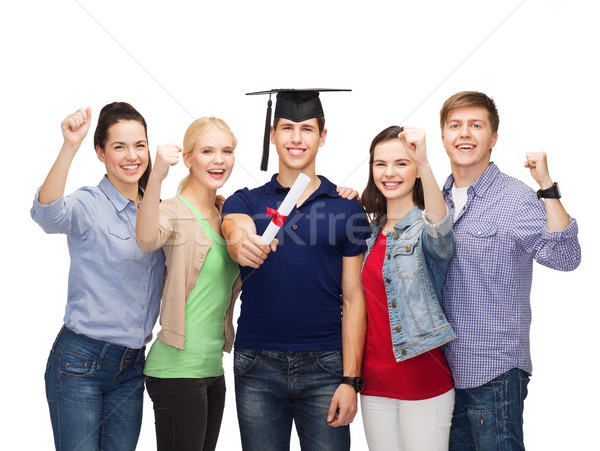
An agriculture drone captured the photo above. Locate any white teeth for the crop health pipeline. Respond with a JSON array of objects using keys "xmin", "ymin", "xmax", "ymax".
[
  {"xmin": 383, "ymin": 182, "xmax": 400, "ymax": 187},
  {"xmin": 122, "ymin": 165, "xmax": 139, "ymax": 170},
  {"xmin": 458, "ymin": 145, "xmax": 473, "ymax": 149},
  {"xmin": 288, "ymin": 149, "xmax": 304, "ymax": 156},
  {"xmin": 209, "ymin": 170, "xmax": 224, "ymax": 174}
]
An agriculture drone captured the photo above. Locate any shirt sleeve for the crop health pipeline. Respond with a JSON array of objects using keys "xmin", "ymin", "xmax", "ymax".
[
  {"xmin": 222, "ymin": 188, "xmax": 254, "ymax": 217},
  {"xmin": 135, "ymin": 199, "xmax": 178, "ymax": 252},
  {"xmin": 422, "ymin": 209, "xmax": 455, "ymax": 264},
  {"xmin": 30, "ymin": 186, "xmax": 96, "ymax": 237},
  {"xmin": 342, "ymin": 199, "xmax": 370, "ymax": 257},
  {"xmin": 512, "ymin": 189, "xmax": 581, "ymax": 271}
]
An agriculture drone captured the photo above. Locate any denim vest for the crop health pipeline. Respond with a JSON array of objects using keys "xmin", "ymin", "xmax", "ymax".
[{"xmin": 362, "ymin": 207, "xmax": 456, "ymax": 362}]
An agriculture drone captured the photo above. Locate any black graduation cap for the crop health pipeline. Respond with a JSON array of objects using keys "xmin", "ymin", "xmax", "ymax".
[{"xmin": 246, "ymin": 88, "xmax": 351, "ymax": 171}]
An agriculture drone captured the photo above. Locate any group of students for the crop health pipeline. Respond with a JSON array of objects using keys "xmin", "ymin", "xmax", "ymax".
[{"xmin": 32, "ymin": 90, "xmax": 581, "ymax": 451}]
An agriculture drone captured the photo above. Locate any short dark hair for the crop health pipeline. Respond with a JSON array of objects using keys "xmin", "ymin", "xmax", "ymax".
[
  {"xmin": 272, "ymin": 116, "xmax": 326, "ymax": 134},
  {"xmin": 93, "ymin": 102, "xmax": 152, "ymax": 191},
  {"xmin": 361, "ymin": 126, "xmax": 424, "ymax": 226}
]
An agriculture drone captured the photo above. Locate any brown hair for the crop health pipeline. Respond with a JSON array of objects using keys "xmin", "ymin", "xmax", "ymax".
[
  {"xmin": 273, "ymin": 116, "xmax": 326, "ymax": 134},
  {"xmin": 94, "ymin": 102, "xmax": 152, "ymax": 191},
  {"xmin": 361, "ymin": 126, "xmax": 424, "ymax": 226},
  {"xmin": 439, "ymin": 91, "xmax": 500, "ymax": 133}
]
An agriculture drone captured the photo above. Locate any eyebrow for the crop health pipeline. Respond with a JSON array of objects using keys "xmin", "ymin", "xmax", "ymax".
[
  {"xmin": 111, "ymin": 140, "xmax": 148, "ymax": 145},
  {"xmin": 373, "ymin": 158, "xmax": 411, "ymax": 163}
]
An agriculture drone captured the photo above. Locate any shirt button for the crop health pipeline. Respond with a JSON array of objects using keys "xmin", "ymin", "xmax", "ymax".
[
  {"xmin": 143, "ymin": 286, "xmax": 147, "ymax": 291},
  {"xmin": 401, "ymin": 349, "xmax": 407, "ymax": 355},
  {"xmin": 463, "ymin": 207, "xmax": 466, "ymax": 211},
  {"xmin": 395, "ymin": 327, "xmax": 401, "ymax": 332},
  {"xmin": 138, "ymin": 324, "xmax": 142, "ymax": 328},
  {"xmin": 146, "ymin": 267, "xmax": 150, "ymax": 271},
  {"xmin": 391, "ymin": 302, "xmax": 397, "ymax": 307},
  {"xmin": 477, "ymin": 231, "xmax": 482, "ymax": 236},
  {"xmin": 393, "ymin": 233, "xmax": 399, "ymax": 239},
  {"xmin": 295, "ymin": 209, "xmax": 300, "ymax": 214},
  {"xmin": 292, "ymin": 225, "xmax": 298, "ymax": 230},
  {"xmin": 387, "ymin": 254, "xmax": 391, "ymax": 260},
  {"xmin": 386, "ymin": 278, "xmax": 391, "ymax": 283},
  {"xmin": 139, "ymin": 341, "xmax": 142, "ymax": 345},
  {"xmin": 142, "ymin": 306, "xmax": 145, "ymax": 310}
]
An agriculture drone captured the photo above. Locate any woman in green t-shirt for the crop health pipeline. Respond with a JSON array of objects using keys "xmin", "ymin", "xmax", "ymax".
[{"xmin": 136, "ymin": 117, "xmax": 240, "ymax": 451}]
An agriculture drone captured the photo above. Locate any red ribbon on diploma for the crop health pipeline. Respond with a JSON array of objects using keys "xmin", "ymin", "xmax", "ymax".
[{"xmin": 266, "ymin": 207, "xmax": 287, "ymax": 227}]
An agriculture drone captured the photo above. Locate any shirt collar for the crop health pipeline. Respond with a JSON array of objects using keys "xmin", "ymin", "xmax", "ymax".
[
  {"xmin": 98, "ymin": 175, "xmax": 133, "ymax": 212},
  {"xmin": 265, "ymin": 173, "xmax": 339, "ymax": 199},
  {"xmin": 443, "ymin": 162, "xmax": 500, "ymax": 198}
]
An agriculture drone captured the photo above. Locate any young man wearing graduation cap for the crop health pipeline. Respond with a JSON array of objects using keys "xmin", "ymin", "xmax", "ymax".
[{"xmin": 222, "ymin": 89, "xmax": 370, "ymax": 450}]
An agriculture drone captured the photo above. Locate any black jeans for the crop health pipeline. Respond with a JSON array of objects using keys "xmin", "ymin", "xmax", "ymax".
[{"xmin": 146, "ymin": 375, "xmax": 226, "ymax": 451}]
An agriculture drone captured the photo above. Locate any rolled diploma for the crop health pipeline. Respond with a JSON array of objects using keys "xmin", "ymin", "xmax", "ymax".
[{"xmin": 261, "ymin": 173, "xmax": 311, "ymax": 244}]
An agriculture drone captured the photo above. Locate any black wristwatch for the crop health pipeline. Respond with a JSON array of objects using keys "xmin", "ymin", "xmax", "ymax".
[
  {"xmin": 537, "ymin": 182, "xmax": 561, "ymax": 199},
  {"xmin": 341, "ymin": 376, "xmax": 364, "ymax": 393}
]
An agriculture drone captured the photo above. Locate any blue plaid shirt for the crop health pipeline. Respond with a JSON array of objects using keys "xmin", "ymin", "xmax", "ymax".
[{"xmin": 441, "ymin": 163, "xmax": 581, "ymax": 389}]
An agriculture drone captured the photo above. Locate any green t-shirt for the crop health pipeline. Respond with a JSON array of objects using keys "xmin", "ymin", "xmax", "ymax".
[{"xmin": 144, "ymin": 195, "xmax": 239, "ymax": 378}]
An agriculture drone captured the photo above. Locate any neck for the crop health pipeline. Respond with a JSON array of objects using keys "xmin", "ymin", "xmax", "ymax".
[
  {"xmin": 107, "ymin": 175, "xmax": 139, "ymax": 203},
  {"xmin": 277, "ymin": 163, "xmax": 316, "ymax": 187},
  {"xmin": 385, "ymin": 197, "xmax": 415, "ymax": 229},
  {"xmin": 180, "ymin": 179, "xmax": 217, "ymax": 212},
  {"xmin": 276, "ymin": 167, "xmax": 320, "ymax": 207},
  {"xmin": 451, "ymin": 161, "xmax": 490, "ymax": 188}
]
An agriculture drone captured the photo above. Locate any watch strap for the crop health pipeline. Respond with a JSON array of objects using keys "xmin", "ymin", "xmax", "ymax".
[{"xmin": 537, "ymin": 182, "xmax": 561, "ymax": 199}]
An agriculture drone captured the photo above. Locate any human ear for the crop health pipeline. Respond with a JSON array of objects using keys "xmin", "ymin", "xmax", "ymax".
[{"xmin": 95, "ymin": 145, "xmax": 105, "ymax": 162}]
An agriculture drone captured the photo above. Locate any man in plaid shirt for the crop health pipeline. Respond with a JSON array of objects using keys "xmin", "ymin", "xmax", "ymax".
[{"xmin": 439, "ymin": 91, "xmax": 581, "ymax": 450}]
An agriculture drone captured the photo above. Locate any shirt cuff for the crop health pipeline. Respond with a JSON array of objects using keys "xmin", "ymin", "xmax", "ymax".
[
  {"xmin": 31, "ymin": 186, "xmax": 66, "ymax": 222},
  {"xmin": 423, "ymin": 208, "xmax": 453, "ymax": 238},
  {"xmin": 541, "ymin": 217, "xmax": 579, "ymax": 241}
]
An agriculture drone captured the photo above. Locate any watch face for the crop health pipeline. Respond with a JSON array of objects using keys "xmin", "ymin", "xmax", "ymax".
[{"xmin": 356, "ymin": 378, "xmax": 365, "ymax": 392}]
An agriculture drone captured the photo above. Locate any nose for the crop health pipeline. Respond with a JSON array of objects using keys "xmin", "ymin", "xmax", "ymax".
[
  {"xmin": 459, "ymin": 124, "xmax": 470, "ymax": 138},
  {"xmin": 291, "ymin": 127, "xmax": 302, "ymax": 143},
  {"xmin": 384, "ymin": 164, "xmax": 395, "ymax": 177},
  {"xmin": 126, "ymin": 146, "xmax": 137, "ymax": 160},
  {"xmin": 213, "ymin": 150, "xmax": 224, "ymax": 164}
]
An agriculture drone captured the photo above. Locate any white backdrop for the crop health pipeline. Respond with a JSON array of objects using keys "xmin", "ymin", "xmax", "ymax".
[{"xmin": 1, "ymin": 1, "xmax": 598, "ymax": 449}]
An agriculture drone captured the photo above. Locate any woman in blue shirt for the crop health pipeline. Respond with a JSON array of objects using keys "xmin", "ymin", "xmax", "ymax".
[{"xmin": 31, "ymin": 103, "xmax": 166, "ymax": 450}]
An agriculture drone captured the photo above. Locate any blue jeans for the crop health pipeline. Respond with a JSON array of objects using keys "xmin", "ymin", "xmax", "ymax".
[
  {"xmin": 234, "ymin": 349, "xmax": 350, "ymax": 451},
  {"xmin": 45, "ymin": 326, "xmax": 146, "ymax": 450},
  {"xmin": 449, "ymin": 368, "xmax": 530, "ymax": 451}
]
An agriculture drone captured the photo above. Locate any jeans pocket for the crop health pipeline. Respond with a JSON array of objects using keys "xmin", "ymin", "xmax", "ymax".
[
  {"xmin": 316, "ymin": 350, "xmax": 343, "ymax": 377},
  {"xmin": 233, "ymin": 349, "xmax": 259, "ymax": 376},
  {"xmin": 57, "ymin": 346, "xmax": 97, "ymax": 379}
]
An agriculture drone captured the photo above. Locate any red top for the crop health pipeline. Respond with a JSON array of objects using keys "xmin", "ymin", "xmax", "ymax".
[{"xmin": 361, "ymin": 232, "xmax": 454, "ymax": 400}]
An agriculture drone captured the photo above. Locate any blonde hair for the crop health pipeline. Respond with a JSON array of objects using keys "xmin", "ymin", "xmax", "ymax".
[{"xmin": 177, "ymin": 117, "xmax": 237, "ymax": 194}]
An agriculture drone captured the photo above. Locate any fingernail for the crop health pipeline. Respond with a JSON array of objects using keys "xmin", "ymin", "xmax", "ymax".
[{"xmin": 327, "ymin": 416, "xmax": 332, "ymax": 422}]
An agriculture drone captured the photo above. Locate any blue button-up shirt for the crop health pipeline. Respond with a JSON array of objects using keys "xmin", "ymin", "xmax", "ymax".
[
  {"xmin": 222, "ymin": 174, "xmax": 370, "ymax": 351},
  {"xmin": 31, "ymin": 176, "xmax": 165, "ymax": 349},
  {"xmin": 441, "ymin": 163, "xmax": 581, "ymax": 389}
]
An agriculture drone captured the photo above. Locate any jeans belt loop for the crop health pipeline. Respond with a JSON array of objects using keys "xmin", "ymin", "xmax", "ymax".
[{"xmin": 96, "ymin": 343, "xmax": 111, "ymax": 371}]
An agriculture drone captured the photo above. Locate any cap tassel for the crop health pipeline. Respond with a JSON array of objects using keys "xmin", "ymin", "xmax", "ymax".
[{"xmin": 260, "ymin": 96, "xmax": 272, "ymax": 171}]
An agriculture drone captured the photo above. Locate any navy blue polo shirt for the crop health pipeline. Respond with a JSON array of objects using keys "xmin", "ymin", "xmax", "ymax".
[{"xmin": 222, "ymin": 174, "xmax": 370, "ymax": 351}]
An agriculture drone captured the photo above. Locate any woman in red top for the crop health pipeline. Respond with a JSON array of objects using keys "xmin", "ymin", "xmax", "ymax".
[{"xmin": 360, "ymin": 126, "xmax": 455, "ymax": 451}]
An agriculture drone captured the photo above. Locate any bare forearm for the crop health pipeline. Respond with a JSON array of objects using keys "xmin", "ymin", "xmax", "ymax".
[
  {"xmin": 342, "ymin": 294, "xmax": 366, "ymax": 376},
  {"xmin": 38, "ymin": 143, "xmax": 80, "ymax": 205},
  {"xmin": 136, "ymin": 172, "xmax": 163, "ymax": 243},
  {"xmin": 417, "ymin": 162, "xmax": 446, "ymax": 224}
]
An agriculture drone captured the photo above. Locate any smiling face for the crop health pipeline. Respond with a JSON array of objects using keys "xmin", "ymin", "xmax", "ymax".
[
  {"xmin": 442, "ymin": 106, "xmax": 498, "ymax": 180},
  {"xmin": 372, "ymin": 138, "xmax": 419, "ymax": 207},
  {"xmin": 183, "ymin": 127, "xmax": 235, "ymax": 191},
  {"xmin": 271, "ymin": 118, "xmax": 327, "ymax": 173},
  {"xmin": 95, "ymin": 120, "xmax": 149, "ymax": 197}
]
